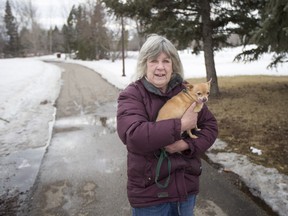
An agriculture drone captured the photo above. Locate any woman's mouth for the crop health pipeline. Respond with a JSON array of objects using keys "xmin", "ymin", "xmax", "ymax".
[{"xmin": 155, "ymin": 73, "xmax": 165, "ymax": 77}]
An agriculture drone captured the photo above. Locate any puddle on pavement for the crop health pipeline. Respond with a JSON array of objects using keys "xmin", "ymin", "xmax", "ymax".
[
  {"xmin": 54, "ymin": 115, "xmax": 116, "ymax": 135},
  {"xmin": 48, "ymin": 101, "xmax": 123, "ymax": 175},
  {"xmin": 0, "ymin": 147, "xmax": 46, "ymax": 195},
  {"xmin": 94, "ymin": 157, "xmax": 122, "ymax": 174},
  {"xmin": 50, "ymin": 115, "xmax": 123, "ymax": 175},
  {"xmin": 54, "ymin": 101, "xmax": 117, "ymax": 135}
]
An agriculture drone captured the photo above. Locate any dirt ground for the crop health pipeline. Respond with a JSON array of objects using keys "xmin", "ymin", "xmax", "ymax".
[{"xmin": 188, "ymin": 75, "xmax": 288, "ymax": 175}]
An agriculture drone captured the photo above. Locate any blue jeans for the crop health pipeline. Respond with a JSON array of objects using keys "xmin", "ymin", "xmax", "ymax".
[{"xmin": 132, "ymin": 194, "xmax": 196, "ymax": 216}]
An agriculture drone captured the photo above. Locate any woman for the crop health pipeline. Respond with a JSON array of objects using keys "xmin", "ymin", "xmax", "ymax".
[{"xmin": 117, "ymin": 34, "xmax": 218, "ymax": 216}]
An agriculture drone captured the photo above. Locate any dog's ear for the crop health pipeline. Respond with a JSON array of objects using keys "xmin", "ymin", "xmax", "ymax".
[
  {"xmin": 184, "ymin": 84, "xmax": 194, "ymax": 90},
  {"xmin": 207, "ymin": 78, "xmax": 212, "ymax": 86}
]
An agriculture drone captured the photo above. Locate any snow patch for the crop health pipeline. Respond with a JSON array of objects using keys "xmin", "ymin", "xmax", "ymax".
[{"xmin": 207, "ymin": 139, "xmax": 288, "ymax": 216}]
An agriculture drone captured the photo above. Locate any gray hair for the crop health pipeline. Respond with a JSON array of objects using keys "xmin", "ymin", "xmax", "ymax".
[{"xmin": 133, "ymin": 34, "xmax": 184, "ymax": 80}]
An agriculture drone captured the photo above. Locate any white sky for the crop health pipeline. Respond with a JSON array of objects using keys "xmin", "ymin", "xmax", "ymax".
[
  {"xmin": 31, "ymin": 0, "xmax": 87, "ymax": 28},
  {"xmin": 0, "ymin": 47, "xmax": 288, "ymax": 215},
  {"xmin": 0, "ymin": 0, "xmax": 87, "ymax": 28}
]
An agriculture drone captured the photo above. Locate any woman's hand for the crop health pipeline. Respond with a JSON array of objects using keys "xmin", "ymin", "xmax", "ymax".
[
  {"xmin": 181, "ymin": 102, "xmax": 198, "ymax": 132},
  {"xmin": 165, "ymin": 140, "xmax": 189, "ymax": 154},
  {"xmin": 165, "ymin": 103, "xmax": 198, "ymax": 154}
]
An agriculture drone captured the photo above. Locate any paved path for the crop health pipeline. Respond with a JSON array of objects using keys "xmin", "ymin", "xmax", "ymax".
[{"xmin": 25, "ymin": 62, "xmax": 272, "ymax": 216}]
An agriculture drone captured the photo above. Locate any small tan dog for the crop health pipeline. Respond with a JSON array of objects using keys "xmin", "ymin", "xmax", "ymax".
[{"xmin": 156, "ymin": 79, "xmax": 211, "ymax": 138}]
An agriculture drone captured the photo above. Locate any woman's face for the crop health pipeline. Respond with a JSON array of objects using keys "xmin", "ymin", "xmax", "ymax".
[{"xmin": 146, "ymin": 52, "xmax": 173, "ymax": 93}]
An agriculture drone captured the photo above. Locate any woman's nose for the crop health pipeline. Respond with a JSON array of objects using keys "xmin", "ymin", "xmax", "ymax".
[{"xmin": 156, "ymin": 62, "xmax": 164, "ymax": 69}]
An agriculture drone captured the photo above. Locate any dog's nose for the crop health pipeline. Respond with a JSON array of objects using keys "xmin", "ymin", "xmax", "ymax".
[{"xmin": 202, "ymin": 98, "xmax": 207, "ymax": 102}]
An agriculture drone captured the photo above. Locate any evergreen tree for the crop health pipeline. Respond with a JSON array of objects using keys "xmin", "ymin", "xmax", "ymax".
[
  {"xmin": 103, "ymin": 0, "xmax": 287, "ymax": 94},
  {"xmin": 64, "ymin": 2, "xmax": 110, "ymax": 60},
  {"xmin": 235, "ymin": 0, "xmax": 288, "ymax": 67},
  {"xmin": 61, "ymin": 24, "xmax": 69, "ymax": 53},
  {"xmin": 65, "ymin": 5, "xmax": 78, "ymax": 53},
  {"xmin": 0, "ymin": 30, "xmax": 5, "ymax": 56},
  {"xmin": 51, "ymin": 26, "xmax": 64, "ymax": 53},
  {"xmin": 103, "ymin": 0, "xmax": 231, "ymax": 95},
  {"xmin": 19, "ymin": 27, "xmax": 32, "ymax": 55},
  {"xmin": 4, "ymin": 0, "xmax": 20, "ymax": 57},
  {"xmin": 91, "ymin": 0, "xmax": 110, "ymax": 59},
  {"xmin": 75, "ymin": 5, "xmax": 92, "ymax": 60}
]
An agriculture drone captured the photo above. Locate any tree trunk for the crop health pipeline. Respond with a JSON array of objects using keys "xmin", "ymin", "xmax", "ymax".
[{"xmin": 199, "ymin": 0, "xmax": 220, "ymax": 96}]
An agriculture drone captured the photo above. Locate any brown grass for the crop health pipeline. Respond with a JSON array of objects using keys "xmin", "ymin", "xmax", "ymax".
[{"xmin": 188, "ymin": 76, "xmax": 288, "ymax": 175}]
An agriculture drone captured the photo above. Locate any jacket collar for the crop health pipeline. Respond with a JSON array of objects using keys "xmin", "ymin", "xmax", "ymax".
[{"xmin": 141, "ymin": 73, "xmax": 183, "ymax": 96}]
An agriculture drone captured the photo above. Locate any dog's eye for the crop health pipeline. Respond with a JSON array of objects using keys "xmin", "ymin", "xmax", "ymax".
[
  {"xmin": 207, "ymin": 92, "xmax": 210, "ymax": 95},
  {"xmin": 197, "ymin": 92, "xmax": 202, "ymax": 96}
]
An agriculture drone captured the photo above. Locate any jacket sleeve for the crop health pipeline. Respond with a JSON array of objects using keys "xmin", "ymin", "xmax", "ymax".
[
  {"xmin": 117, "ymin": 84, "xmax": 182, "ymax": 155},
  {"xmin": 182, "ymin": 104, "xmax": 218, "ymax": 157}
]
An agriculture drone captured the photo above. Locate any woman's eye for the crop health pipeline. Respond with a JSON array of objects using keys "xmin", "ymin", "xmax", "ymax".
[{"xmin": 149, "ymin": 60, "xmax": 157, "ymax": 63}]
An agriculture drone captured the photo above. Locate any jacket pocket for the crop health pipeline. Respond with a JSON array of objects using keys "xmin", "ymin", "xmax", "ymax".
[
  {"xmin": 127, "ymin": 153, "xmax": 147, "ymax": 188},
  {"xmin": 184, "ymin": 158, "xmax": 202, "ymax": 176},
  {"xmin": 144, "ymin": 156, "xmax": 156, "ymax": 187}
]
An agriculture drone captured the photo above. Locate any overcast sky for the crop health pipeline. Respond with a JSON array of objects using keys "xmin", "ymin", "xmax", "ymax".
[
  {"xmin": 32, "ymin": 0, "xmax": 87, "ymax": 28},
  {"xmin": 0, "ymin": 0, "xmax": 87, "ymax": 29},
  {"xmin": 0, "ymin": 0, "xmax": 133, "ymax": 34}
]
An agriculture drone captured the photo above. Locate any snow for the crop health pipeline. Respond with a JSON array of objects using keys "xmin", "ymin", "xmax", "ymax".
[
  {"xmin": 250, "ymin": 146, "xmax": 262, "ymax": 155},
  {"xmin": 0, "ymin": 58, "xmax": 61, "ymax": 193},
  {"xmin": 0, "ymin": 46, "xmax": 287, "ymax": 215},
  {"xmin": 207, "ymin": 140, "xmax": 288, "ymax": 215},
  {"xmin": 0, "ymin": 59, "xmax": 61, "ymax": 152}
]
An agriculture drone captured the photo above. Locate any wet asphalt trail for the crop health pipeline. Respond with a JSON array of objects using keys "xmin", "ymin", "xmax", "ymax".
[{"xmin": 26, "ymin": 62, "xmax": 130, "ymax": 215}]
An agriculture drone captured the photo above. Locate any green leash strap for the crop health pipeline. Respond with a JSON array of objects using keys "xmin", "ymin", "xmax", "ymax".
[{"xmin": 155, "ymin": 149, "xmax": 171, "ymax": 189}]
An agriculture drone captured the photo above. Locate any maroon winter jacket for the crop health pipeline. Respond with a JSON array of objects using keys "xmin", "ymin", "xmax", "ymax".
[{"xmin": 117, "ymin": 75, "xmax": 218, "ymax": 208}]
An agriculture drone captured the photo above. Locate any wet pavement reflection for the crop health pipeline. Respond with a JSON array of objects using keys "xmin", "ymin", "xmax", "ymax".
[
  {"xmin": 54, "ymin": 115, "xmax": 116, "ymax": 135},
  {"xmin": 26, "ymin": 101, "xmax": 130, "ymax": 215}
]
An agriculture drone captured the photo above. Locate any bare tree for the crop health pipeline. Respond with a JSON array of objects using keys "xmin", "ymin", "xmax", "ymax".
[
  {"xmin": 14, "ymin": 0, "xmax": 37, "ymax": 28},
  {"xmin": 0, "ymin": 2, "xmax": 6, "ymax": 56},
  {"xmin": 107, "ymin": 16, "xmax": 123, "ymax": 62},
  {"xmin": 12, "ymin": 0, "xmax": 45, "ymax": 55}
]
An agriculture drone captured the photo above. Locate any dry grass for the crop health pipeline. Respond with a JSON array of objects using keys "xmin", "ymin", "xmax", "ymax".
[{"xmin": 188, "ymin": 76, "xmax": 288, "ymax": 175}]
